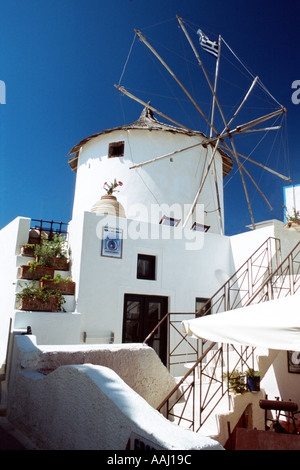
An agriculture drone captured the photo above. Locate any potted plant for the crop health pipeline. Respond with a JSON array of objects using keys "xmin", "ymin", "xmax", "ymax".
[
  {"xmin": 103, "ymin": 179, "xmax": 123, "ymax": 196},
  {"xmin": 245, "ymin": 368, "xmax": 261, "ymax": 392},
  {"xmin": 284, "ymin": 207, "xmax": 300, "ymax": 229},
  {"xmin": 39, "ymin": 274, "xmax": 75, "ymax": 295},
  {"xmin": 90, "ymin": 179, "xmax": 126, "ymax": 217},
  {"xmin": 20, "ymin": 243, "xmax": 36, "ymax": 257},
  {"xmin": 34, "ymin": 234, "xmax": 69, "ymax": 270},
  {"xmin": 16, "ymin": 283, "xmax": 66, "ymax": 312},
  {"xmin": 223, "ymin": 370, "xmax": 247, "ymax": 394},
  {"xmin": 19, "ymin": 260, "xmax": 55, "ymax": 280}
]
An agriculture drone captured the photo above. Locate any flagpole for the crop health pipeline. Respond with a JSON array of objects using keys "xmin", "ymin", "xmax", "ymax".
[
  {"xmin": 210, "ymin": 35, "xmax": 221, "ymax": 139},
  {"xmin": 209, "ymin": 34, "xmax": 223, "ymax": 234},
  {"xmin": 134, "ymin": 29, "xmax": 219, "ymax": 137}
]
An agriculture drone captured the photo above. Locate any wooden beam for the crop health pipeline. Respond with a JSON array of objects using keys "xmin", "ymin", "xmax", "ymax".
[
  {"xmin": 114, "ymin": 85, "xmax": 196, "ymax": 133},
  {"xmin": 134, "ymin": 29, "xmax": 219, "ymax": 137},
  {"xmin": 219, "ymin": 145, "xmax": 291, "ymax": 181},
  {"xmin": 183, "ymin": 137, "xmax": 222, "ymax": 228},
  {"xmin": 129, "ymin": 141, "xmax": 203, "ymax": 169}
]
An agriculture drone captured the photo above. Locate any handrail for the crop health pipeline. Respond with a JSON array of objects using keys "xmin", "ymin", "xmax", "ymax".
[
  {"xmin": 144, "ymin": 237, "xmax": 280, "ymax": 348},
  {"xmin": 195, "ymin": 236, "xmax": 280, "ymax": 316},
  {"xmin": 244, "ymin": 240, "xmax": 300, "ymax": 306},
  {"xmin": 156, "ymin": 341, "xmax": 216, "ymax": 411},
  {"xmin": 154, "ymin": 239, "xmax": 300, "ymax": 433}
]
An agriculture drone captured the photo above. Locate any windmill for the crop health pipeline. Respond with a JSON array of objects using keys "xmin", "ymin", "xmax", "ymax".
[{"xmin": 115, "ymin": 16, "xmax": 290, "ymax": 234}]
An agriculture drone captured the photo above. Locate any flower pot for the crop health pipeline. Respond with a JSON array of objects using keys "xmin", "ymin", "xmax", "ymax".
[
  {"xmin": 35, "ymin": 256, "xmax": 69, "ymax": 270},
  {"xmin": 50, "ymin": 257, "xmax": 69, "ymax": 271},
  {"xmin": 18, "ymin": 295, "xmax": 59, "ymax": 312},
  {"xmin": 39, "ymin": 279, "xmax": 75, "ymax": 295},
  {"xmin": 247, "ymin": 376, "xmax": 260, "ymax": 392},
  {"xmin": 90, "ymin": 195, "xmax": 126, "ymax": 218},
  {"xmin": 284, "ymin": 220, "xmax": 300, "ymax": 231},
  {"xmin": 20, "ymin": 244, "xmax": 35, "ymax": 257},
  {"xmin": 19, "ymin": 265, "xmax": 55, "ymax": 280}
]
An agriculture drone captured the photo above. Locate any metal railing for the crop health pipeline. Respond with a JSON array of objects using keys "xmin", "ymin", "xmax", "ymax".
[
  {"xmin": 157, "ymin": 342, "xmax": 256, "ymax": 432},
  {"xmin": 195, "ymin": 236, "xmax": 281, "ymax": 316},
  {"xmin": 144, "ymin": 237, "xmax": 281, "ymax": 371},
  {"xmin": 247, "ymin": 240, "xmax": 300, "ymax": 304},
  {"xmin": 144, "ymin": 237, "xmax": 289, "ymax": 431},
  {"xmin": 151, "ymin": 239, "xmax": 300, "ymax": 432},
  {"xmin": 29, "ymin": 219, "xmax": 69, "ymax": 243}
]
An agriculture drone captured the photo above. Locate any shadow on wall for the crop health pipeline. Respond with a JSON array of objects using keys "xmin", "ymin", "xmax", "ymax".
[{"xmin": 6, "ymin": 335, "xmax": 223, "ymax": 451}]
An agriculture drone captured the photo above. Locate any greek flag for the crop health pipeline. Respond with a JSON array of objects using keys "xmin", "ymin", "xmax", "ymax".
[{"xmin": 197, "ymin": 29, "xmax": 219, "ymax": 58}]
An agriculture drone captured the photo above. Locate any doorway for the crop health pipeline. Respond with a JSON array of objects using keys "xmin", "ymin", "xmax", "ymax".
[{"xmin": 123, "ymin": 294, "xmax": 168, "ymax": 365}]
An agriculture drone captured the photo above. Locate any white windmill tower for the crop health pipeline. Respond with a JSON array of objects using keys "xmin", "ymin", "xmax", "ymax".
[{"xmin": 112, "ymin": 16, "xmax": 290, "ymax": 234}]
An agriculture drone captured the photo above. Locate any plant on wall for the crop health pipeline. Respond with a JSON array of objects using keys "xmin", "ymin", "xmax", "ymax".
[
  {"xmin": 103, "ymin": 179, "xmax": 123, "ymax": 195},
  {"xmin": 16, "ymin": 282, "xmax": 66, "ymax": 312}
]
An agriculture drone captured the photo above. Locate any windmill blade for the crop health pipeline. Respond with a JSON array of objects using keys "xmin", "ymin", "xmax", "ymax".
[
  {"xmin": 114, "ymin": 85, "xmax": 196, "ymax": 133},
  {"xmin": 219, "ymin": 145, "xmax": 291, "ymax": 182},
  {"xmin": 229, "ymin": 135, "xmax": 256, "ymax": 229},
  {"xmin": 183, "ymin": 137, "xmax": 222, "ymax": 228},
  {"xmin": 134, "ymin": 29, "xmax": 219, "ymax": 138},
  {"xmin": 241, "ymin": 126, "xmax": 281, "ymax": 134},
  {"xmin": 130, "ymin": 142, "xmax": 203, "ymax": 169},
  {"xmin": 177, "ymin": 16, "xmax": 259, "ymax": 137},
  {"xmin": 238, "ymin": 161, "xmax": 273, "ymax": 210}
]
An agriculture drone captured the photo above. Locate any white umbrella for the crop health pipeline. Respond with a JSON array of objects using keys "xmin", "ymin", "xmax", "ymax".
[{"xmin": 182, "ymin": 295, "xmax": 300, "ymax": 351}]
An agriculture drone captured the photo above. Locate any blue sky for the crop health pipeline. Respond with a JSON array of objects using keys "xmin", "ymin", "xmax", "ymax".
[{"xmin": 0, "ymin": 0, "xmax": 299, "ymax": 235}]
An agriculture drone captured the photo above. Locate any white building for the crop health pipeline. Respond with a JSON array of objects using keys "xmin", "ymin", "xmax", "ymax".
[
  {"xmin": 1, "ymin": 103, "xmax": 299, "ymax": 368},
  {"xmin": 284, "ymin": 184, "xmax": 300, "ymax": 222},
  {"xmin": 1, "ymin": 105, "xmax": 300, "ymax": 449}
]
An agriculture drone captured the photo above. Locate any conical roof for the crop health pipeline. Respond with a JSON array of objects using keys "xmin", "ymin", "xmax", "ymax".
[{"xmin": 68, "ymin": 104, "xmax": 233, "ymax": 175}]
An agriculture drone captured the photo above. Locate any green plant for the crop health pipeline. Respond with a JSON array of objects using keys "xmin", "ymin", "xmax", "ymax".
[
  {"xmin": 34, "ymin": 234, "xmax": 68, "ymax": 266},
  {"xmin": 27, "ymin": 260, "xmax": 40, "ymax": 271},
  {"xmin": 284, "ymin": 206, "xmax": 300, "ymax": 222},
  {"xmin": 223, "ymin": 370, "xmax": 247, "ymax": 394},
  {"xmin": 16, "ymin": 283, "xmax": 66, "ymax": 311},
  {"xmin": 103, "ymin": 179, "xmax": 123, "ymax": 195},
  {"xmin": 40, "ymin": 273, "xmax": 71, "ymax": 284},
  {"xmin": 245, "ymin": 368, "xmax": 260, "ymax": 378}
]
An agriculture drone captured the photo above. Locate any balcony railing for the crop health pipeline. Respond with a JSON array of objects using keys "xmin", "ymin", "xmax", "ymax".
[
  {"xmin": 144, "ymin": 237, "xmax": 289, "ymax": 432},
  {"xmin": 29, "ymin": 219, "xmax": 69, "ymax": 243}
]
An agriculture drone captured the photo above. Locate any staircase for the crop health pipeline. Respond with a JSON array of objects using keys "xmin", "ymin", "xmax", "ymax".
[{"xmin": 145, "ymin": 237, "xmax": 300, "ymax": 444}]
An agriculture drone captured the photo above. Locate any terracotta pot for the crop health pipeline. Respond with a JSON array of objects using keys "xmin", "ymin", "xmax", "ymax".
[
  {"xmin": 35, "ymin": 256, "xmax": 69, "ymax": 271},
  {"xmin": 19, "ymin": 295, "xmax": 59, "ymax": 312},
  {"xmin": 90, "ymin": 195, "xmax": 126, "ymax": 217},
  {"xmin": 50, "ymin": 257, "xmax": 69, "ymax": 271},
  {"xmin": 39, "ymin": 279, "xmax": 75, "ymax": 295},
  {"xmin": 20, "ymin": 245, "xmax": 35, "ymax": 257},
  {"xmin": 19, "ymin": 265, "xmax": 55, "ymax": 280}
]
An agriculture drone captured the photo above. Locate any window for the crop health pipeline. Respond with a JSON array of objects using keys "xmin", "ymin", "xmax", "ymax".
[
  {"xmin": 195, "ymin": 297, "xmax": 211, "ymax": 318},
  {"xmin": 159, "ymin": 216, "xmax": 181, "ymax": 227},
  {"xmin": 108, "ymin": 141, "xmax": 124, "ymax": 158},
  {"xmin": 137, "ymin": 254, "xmax": 156, "ymax": 280},
  {"xmin": 191, "ymin": 222, "xmax": 210, "ymax": 232}
]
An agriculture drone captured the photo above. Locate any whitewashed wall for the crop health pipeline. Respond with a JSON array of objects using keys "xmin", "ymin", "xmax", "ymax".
[
  {"xmin": 71, "ymin": 130, "xmax": 224, "ymax": 234},
  {"xmin": 284, "ymin": 184, "xmax": 300, "ymax": 222},
  {"xmin": 68, "ymin": 211, "xmax": 234, "ymax": 346},
  {"xmin": 7, "ymin": 335, "xmax": 223, "ymax": 450},
  {"xmin": 0, "ymin": 217, "xmax": 31, "ymax": 372}
]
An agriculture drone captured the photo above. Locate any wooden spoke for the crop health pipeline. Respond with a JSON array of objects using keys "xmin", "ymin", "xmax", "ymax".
[{"xmin": 219, "ymin": 145, "xmax": 291, "ymax": 182}]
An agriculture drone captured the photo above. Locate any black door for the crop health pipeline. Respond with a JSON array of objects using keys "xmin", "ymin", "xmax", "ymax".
[{"xmin": 123, "ymin": 294, "xmax": 168, "ymax": 365}]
